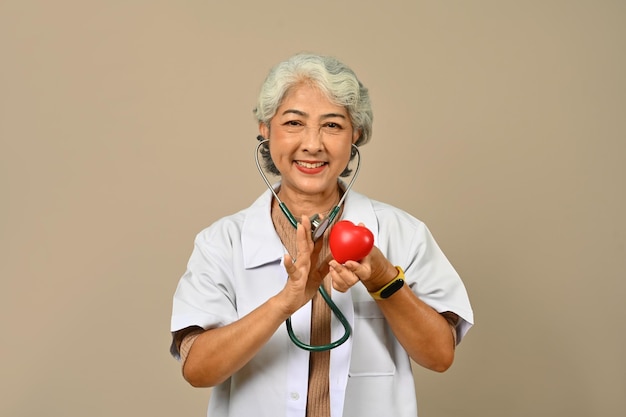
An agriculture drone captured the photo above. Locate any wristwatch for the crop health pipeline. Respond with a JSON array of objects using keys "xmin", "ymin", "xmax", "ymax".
[{"xmin": 369, "ymin": 266, "xmax": 405, "ymax": 300}]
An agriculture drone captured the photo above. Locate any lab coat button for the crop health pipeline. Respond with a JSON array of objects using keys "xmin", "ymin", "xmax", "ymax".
[{"xmin": 290, "ymin": 392, "xmax": 300, "ymax": 400}]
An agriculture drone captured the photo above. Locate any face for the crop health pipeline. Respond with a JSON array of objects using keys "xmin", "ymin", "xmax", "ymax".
[{"xmin": 259, "ymin": 83, "xmax": 360, "ymax": 201}]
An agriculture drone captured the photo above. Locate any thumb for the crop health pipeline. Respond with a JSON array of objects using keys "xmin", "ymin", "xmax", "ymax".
[{"xmin": 284, "ymin": 254, "xmax": 296, "ymax": 275}]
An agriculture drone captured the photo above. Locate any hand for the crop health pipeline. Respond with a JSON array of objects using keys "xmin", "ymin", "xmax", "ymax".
[
  {"xmin": 276, "ymin": 216, "xmax": 327, "ymax": 315},
  {"xmin": 329, "ymin": 245, "xmax": 398, "ymax": 293}
]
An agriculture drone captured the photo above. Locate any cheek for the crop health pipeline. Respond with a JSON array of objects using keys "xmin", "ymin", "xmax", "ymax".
[
  {"xmin": 268, "ymin": 146, "xmax": 281, "ymax": 164},
  {"xmin": 338, "ymin": 144, "xmax": 354, "ymax": 164},
  {"xmin": 268, "ymin": 143, "xmax": 292, "ymax": 168}
]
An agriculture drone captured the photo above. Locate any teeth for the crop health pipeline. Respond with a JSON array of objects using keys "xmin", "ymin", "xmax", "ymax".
[{"xmin": 296, "ymin": 161, "xmax": 325, "ymax": 168}]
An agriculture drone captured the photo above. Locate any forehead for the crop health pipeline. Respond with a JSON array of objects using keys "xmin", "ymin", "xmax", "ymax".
[{"xmin": 278, "ymin": 83, "xmax": 348, "ymax": 116}]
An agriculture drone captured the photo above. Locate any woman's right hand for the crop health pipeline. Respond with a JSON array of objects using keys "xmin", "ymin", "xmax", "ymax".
[
  {"xmin": 184, "ymin": 217, "xmax": 327, "ymax": 388},
  {"xmin": 275, "ymin": 216, "xmax": 327, "ymax": 316},
  {"xmin": 182, "ymin": 216, "xmax": 331, "ymax": 387}
]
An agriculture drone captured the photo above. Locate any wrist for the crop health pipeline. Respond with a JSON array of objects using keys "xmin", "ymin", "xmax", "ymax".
[
  {"xmin": 365, "ymin": 264, "xmax": 401, "ymax": 293},
  {"xmin": 368, "ymin": 266, "xmax": 405, "ymax": 300},
  {"xmin": 269, "ymin": 293, "xmax": 296, "ymax": 321}
]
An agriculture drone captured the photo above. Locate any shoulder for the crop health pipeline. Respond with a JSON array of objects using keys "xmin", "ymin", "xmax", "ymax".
[
  {"xmin": 348, "ymin": 191, "xmax": 432, "ymax": 254},
  {"xmin": 194, "ymin": 190, "xmax": 271, "ymax": 246},
  {"xmin": 193, "ymin": 208, "xmax": 245, "ymax": 245},
  {"xmin": 352, "ymin": 191, "xmax": 426, "ymax": 230},
  {"xmin": 371, "ymin": 199, "xmax": 423, "ymax": 226}
]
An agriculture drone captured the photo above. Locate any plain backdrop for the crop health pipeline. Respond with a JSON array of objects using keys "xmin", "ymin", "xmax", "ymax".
[{"xmin": 1, "ymin": 1, "xmax": 625, "ymax": 416}]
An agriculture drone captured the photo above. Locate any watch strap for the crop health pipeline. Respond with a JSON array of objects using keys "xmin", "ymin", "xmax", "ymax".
[{"xmin": 369, "ymin": 266, "xmax": 405, "ymax": 300}]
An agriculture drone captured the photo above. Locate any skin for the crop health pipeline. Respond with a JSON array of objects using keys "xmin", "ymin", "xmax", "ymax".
[
  {"xmin": 259, "ymin": 82, "xmax": 358, "ymax": 218},
  {"xmin": 181, "ymin": 83, "xmax": 456, "ymax": 388}
]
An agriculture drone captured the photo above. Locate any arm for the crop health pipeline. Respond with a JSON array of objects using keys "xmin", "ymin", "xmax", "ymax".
[
  {"xmin": 329, "ymin": 246, "xmax": 457, "ymax": 372},
  {"xmin": 181, "ymin": 294, "xmax": 293, "ymax": 387},
  {"xmin": 181, "ymin": 217, "xmax": 327, "ymax": 387}
]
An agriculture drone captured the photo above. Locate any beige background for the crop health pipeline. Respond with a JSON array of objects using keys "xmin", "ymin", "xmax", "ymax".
[{"xmin": 1, "ymin": 1, "xmax": 624, "ymax": 416}]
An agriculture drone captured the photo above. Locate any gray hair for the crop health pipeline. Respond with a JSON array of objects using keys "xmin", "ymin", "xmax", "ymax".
[{"xmin": 253, "ymin": 53, "xmax": 373, "ymax": 176}]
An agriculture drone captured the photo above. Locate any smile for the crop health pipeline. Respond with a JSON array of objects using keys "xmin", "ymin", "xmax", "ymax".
[{"xmin": 295, "ymin": 161, "xmax": 326, "ymax": 169}]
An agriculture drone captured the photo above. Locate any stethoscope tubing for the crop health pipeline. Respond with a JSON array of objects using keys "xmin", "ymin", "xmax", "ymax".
[
  {"xmin": 255, "ymin": 139, "xmax": 361, "ymax": 234},
  {"xmin": 254, "ymin": 138, "xmax": 360, "ymax": 351}
]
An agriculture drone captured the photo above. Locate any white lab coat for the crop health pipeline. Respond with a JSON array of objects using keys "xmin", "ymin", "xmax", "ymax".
[{"xmin": 170, "ymin": 187, "xmax": 474, "ymax": 417}]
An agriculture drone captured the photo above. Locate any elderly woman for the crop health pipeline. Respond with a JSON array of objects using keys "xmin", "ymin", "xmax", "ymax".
[{"xmin": 170, "ymin": 53, "xmax": 474, "ymax": 417}]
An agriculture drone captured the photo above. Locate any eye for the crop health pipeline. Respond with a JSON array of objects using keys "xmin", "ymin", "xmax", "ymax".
[
  {"xmin": 321, "ymin": 121, "xmax": 345, "ymax": 134},
  {"xmin": 281, "ymin": 119, "xmax": 305, "ymax": 133}
]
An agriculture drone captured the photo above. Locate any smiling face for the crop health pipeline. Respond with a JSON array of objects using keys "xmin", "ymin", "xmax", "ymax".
[{"xmin": 259, "ymin": 82, "xmax": 360, "ymax": 212}]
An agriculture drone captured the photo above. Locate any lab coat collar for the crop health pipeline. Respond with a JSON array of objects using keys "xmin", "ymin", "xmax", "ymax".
[
  {"xmin": 241, "ymin": 182, "xmax": 379, "ymax": 269},
  {"xmin": 242, "ymin": 187, "xmax": 283, "ymax": 269},
  {"xmin": 340, "ymin": 188, "xmax": 379, "ymax": 244}
]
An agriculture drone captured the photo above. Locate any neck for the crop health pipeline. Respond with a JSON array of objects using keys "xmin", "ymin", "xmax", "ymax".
[{"xmin": 276, "ymin": 183, "xmax": 342, "ymax": 220}]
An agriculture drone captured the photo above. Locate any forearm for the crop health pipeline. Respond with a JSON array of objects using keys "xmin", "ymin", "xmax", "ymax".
[
  {"xmin": 183, "ymin": 295, "xmax": 291, "ymax": 387},
  {"xmin": 331, "ymin": 251, "xmax": 457, "ymax": 372},
  {"xmin": 375, "ymin": 285, "xmax": 456, "ymax": 372},
  {"xmin": 184, "ymin": 221, "xmax": 326, "ymax": 387}
]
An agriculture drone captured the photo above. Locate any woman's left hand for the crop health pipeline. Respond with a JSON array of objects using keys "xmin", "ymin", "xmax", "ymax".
[
  {"xmin": 327, "ymin": 225, "xmax": 457, "ymax": 372},
  {"xmin": 328, "ymin": 245, "xmax": 398, "ymax": 293}
]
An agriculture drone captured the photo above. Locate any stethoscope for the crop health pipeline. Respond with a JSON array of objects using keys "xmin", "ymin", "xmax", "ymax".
[{"xmin": 255, "ymin": 135, "xmax": 362, "ymax": 351}]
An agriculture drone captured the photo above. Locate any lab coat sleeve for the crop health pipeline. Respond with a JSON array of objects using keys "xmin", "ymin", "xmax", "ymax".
[
  {"xmin": 169, "ymin": 225, "xmax": 239, "ymax": 358},
  {"xmin": 404, "ymin": 221, "xmax": 474, "ymax": 343}
]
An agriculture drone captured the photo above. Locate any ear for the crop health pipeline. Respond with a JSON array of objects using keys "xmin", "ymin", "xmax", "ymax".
[
  {"xmin": 259, "ymin": 122, "xmax": 270, "ymax": 140},
  {"xmin": 352, "ymin": 128, "xmax": 361, "ymax": 144}
]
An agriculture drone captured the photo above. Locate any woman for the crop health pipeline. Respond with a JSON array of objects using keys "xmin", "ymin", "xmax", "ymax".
[{"xmin": 170, "ymin": 53, "xmax": 474, "ymax": 417}]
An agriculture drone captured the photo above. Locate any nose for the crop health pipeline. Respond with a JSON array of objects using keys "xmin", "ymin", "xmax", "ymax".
[{"xmin": 301, "ymin": 126, "xmax": 323, "ymax": 153}]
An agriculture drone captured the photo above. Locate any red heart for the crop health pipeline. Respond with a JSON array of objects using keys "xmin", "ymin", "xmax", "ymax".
[{"xmin": 329, "ymin": 220, "xmax": 374, "ymax": 263}]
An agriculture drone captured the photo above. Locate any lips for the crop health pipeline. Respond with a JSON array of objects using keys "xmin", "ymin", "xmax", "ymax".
[{"xmin": 295, "ymin": 161, "xmax": 326, "ymax": 169}]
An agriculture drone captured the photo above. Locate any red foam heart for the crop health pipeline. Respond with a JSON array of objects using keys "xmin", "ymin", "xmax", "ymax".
[{"xmin": 329, "ymin": 220, "xmax": 374, "ymax": 263}]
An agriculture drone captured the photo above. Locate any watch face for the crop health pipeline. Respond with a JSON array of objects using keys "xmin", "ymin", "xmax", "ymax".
[{"xmin": 380, "ymin": 279, "xmax": 405, "ymax": 298}]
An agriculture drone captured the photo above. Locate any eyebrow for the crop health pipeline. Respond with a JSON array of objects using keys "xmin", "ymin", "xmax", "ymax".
[{"xmin": 281, "ymin": 109, "xmax": 347, "ymax": 119}]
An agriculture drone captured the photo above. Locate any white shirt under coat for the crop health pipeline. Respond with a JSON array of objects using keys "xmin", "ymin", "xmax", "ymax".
[{"xmin": 170, "ymin": 187, "xmax": 474, "ymax": 417}]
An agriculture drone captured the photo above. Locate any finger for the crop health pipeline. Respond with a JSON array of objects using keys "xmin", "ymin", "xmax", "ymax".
[
  {"xmin": 342, "ymin": 260, "xmax": 365, "ymax": 273},
  {"xmin": 329, "ymin": 262, "xmax": 360, "ymax": 292},
  {"xmin": 317, "ymin": 258, "xmax": 331, "ymax": 278},
  {"xmin": 311, "ymin": 235, "xmax": 327, "ymax": 265},
  {"xmin": 296, "ymin": 219, "xmax": 314, "ymax": 258},
  {"xmin": 328, "ymin": 264, "xmax": 349, "ymax": 292},
  {"xmin": 345, "ymin": 260, "xmax": 375, "ymax": 284},
  {"xmin": 300, "ymin": 215, "xmax": 312, "ymax": 235}
]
